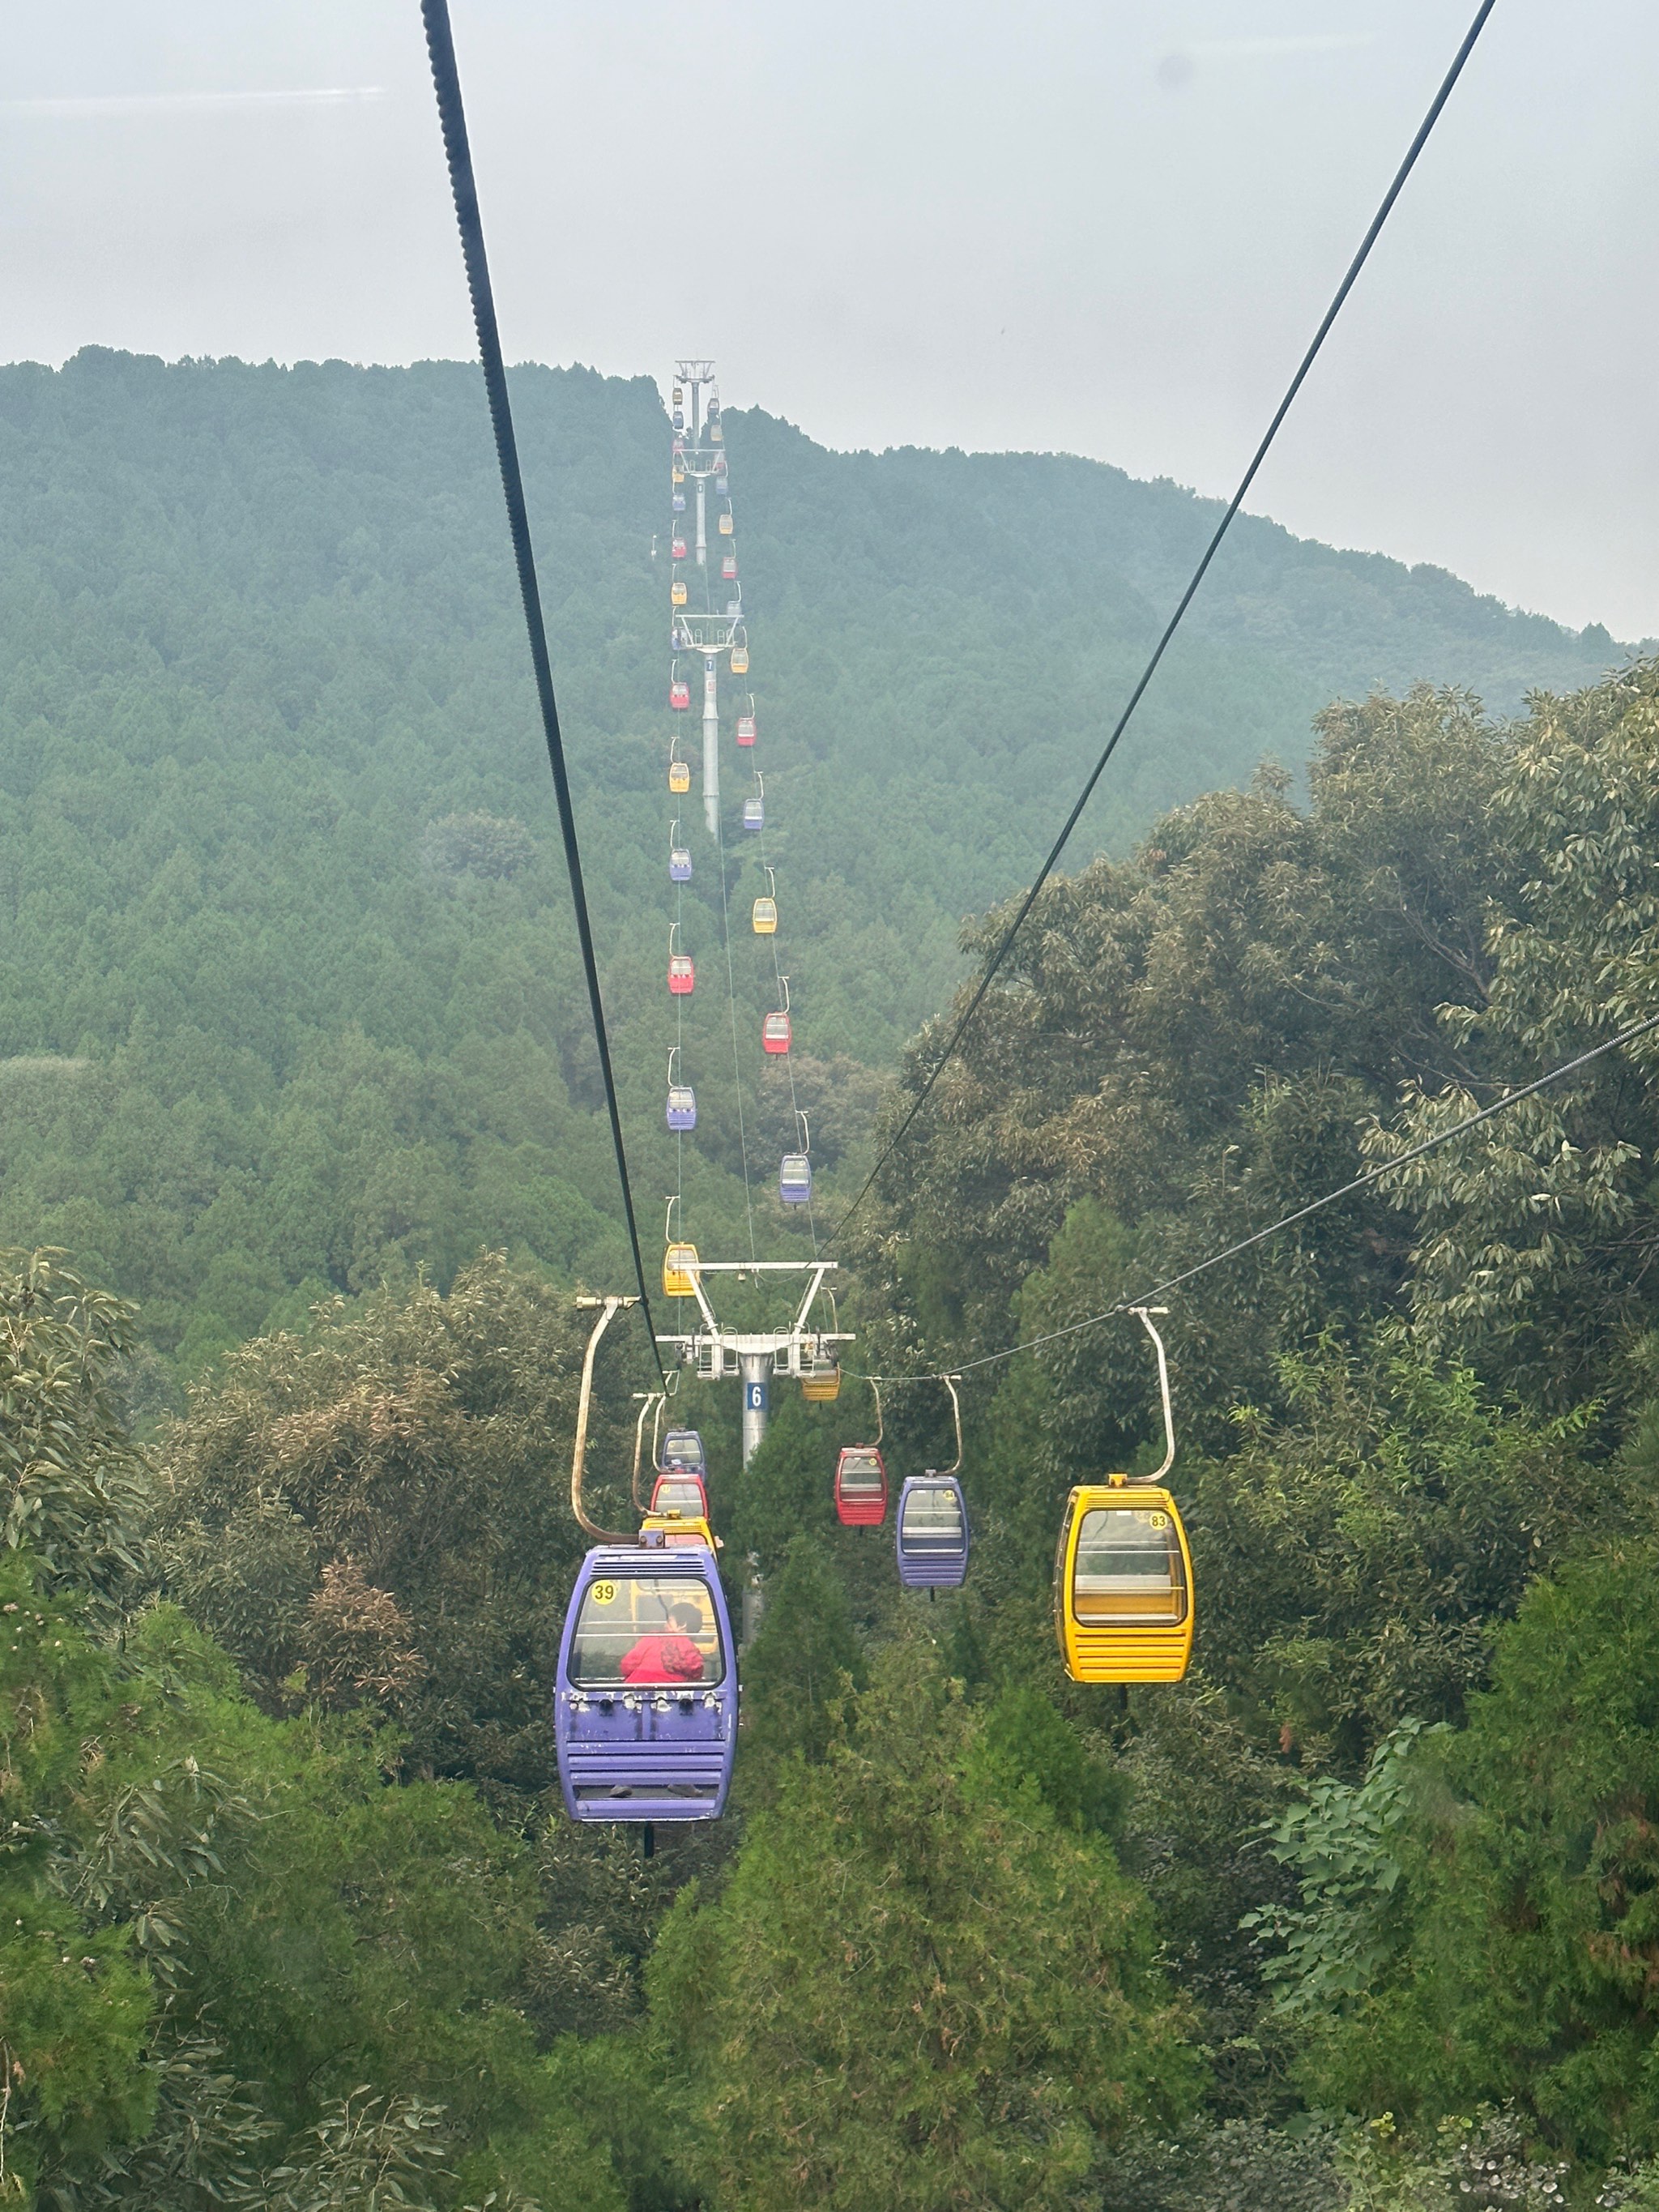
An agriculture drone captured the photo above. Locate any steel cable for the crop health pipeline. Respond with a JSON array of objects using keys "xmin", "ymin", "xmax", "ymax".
[
  {"xmin": 420, "ymin": 0, "xmax": 666, "ymax": 1382},
  {"xmin": 714, "ymin": 799, "xmax": 759, "ymax": 1265},
  {"xmin": 846, "ymin": 1006, "xmax": 1659, "ymax": 1386},
  {"xmin": 828, "ymin": 0, "xmax": 1500, "ymax": 1253},
  {"xmin": 753, "ymin": 803, "xmax": 819, "ymax": 1258}
]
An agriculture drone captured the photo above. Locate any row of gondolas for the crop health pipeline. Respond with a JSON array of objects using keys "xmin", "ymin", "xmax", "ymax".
[
  {"xmin": 663, "ymin": 378, "xmax": 804, "ymax": 1206},
  {"xmin": 552, "ymin": 1417, "xmax": 1194, "ymax": 1827}
]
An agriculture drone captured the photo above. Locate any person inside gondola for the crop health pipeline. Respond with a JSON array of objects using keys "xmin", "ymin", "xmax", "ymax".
[{"xmin": 619, "ymin": 1603, "xmax": 707, "ymax": 1685}]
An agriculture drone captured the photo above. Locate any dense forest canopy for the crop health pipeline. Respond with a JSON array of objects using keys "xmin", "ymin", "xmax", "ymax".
[
  {"xmin": 0, "ymin": 348, "xmax": 1629, "ymax": 1373},
  {"xmin": 8, "ymin": 353, "xmax": 1659, "ymax": 2210}
]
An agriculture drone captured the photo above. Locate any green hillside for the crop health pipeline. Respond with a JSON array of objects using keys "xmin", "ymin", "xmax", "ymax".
[
  {"xmin": 0, "ymin": 346, "xmax": 1626, "ymax": 1369},
  {"xmin": 14, "ymin": 659, "xmax": 1659, "ymax": 2209}
]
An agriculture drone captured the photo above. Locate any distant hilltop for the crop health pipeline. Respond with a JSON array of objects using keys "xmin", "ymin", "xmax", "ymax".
[{"xmin": 0, "ymin": 344, "xmax": 1635, "ymax": 1362}]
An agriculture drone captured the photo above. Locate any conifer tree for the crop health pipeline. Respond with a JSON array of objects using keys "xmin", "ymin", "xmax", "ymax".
[{"xmin": 649, "ymin": 1633, "xmax": 1198, "ymax": 2211}]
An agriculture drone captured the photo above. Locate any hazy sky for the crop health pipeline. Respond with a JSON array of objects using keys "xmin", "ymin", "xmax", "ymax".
[{"xmin": 6, "ymin": 2, "xmax": 1657, "ymax": 636}]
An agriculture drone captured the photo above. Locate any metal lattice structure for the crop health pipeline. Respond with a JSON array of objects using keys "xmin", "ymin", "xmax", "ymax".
[{"xmin": 656, "ymin": 1259, "xmax": 854, "ymax": 1465}]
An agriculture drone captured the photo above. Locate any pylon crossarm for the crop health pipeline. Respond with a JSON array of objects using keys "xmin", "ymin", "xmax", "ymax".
[{"xmin": 792, "ymin": 1261, "xmax": 836, "ymax": 1338}]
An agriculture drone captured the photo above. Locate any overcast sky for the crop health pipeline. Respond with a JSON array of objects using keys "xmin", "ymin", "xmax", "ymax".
[{"xmin": 6, "ymin": 2, "xmax": 1656, "ymax": 637}]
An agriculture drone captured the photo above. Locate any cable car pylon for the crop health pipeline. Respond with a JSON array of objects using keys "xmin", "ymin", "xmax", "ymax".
[
  {"xmin": 653, "ymin": 355, "xmax": 836, "ymax": 1467},
  {"xmin": 655, "ymin": 1258, "xmax": 853, "ymax": 1467},
  {"xmin": 668, "ymin": 359, "xmax": 740, "ymax": 838}
]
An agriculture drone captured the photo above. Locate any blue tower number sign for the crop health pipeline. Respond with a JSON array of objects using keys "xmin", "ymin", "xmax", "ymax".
[{"xmin": 745, "ymin": 1380, "xmax": 768, "ymax": 1415}]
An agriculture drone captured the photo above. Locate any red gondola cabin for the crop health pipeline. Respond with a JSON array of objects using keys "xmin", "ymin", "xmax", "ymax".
[
  {"xmin": 650, "ymin": 1471, "xmax": 710, "ymax": 1521},
  {"xmin": 834, "ymin": 1446, "xmax": 888, "ymax": 1527}
]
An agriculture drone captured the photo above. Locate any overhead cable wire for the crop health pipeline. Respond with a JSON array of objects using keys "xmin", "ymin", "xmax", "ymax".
[
  {"xmin": 420, "ymin": 0, "xmax": 666, "ymax": 1382},
  {"xmin": 847, "ymin": 1006, "xmax": 1659, "ymax": 1386},
  {"xmin": 753, "ymin": 807, "xmax": 820, "ymax": 1258},
  {"xmin": 706, "ymin": 399, "xmax": 758, "ymax": 1262},
  {"xmin": 674, "ymin": 835, "xmax": 688, "ymax": 1262},
  {"xmin": 827, "ymin": 0, "xmax": 1500, "ymax": 1253},
  {"xmin": 714, "ymin": 801, "xmax": 760, "ymax": 1265}
]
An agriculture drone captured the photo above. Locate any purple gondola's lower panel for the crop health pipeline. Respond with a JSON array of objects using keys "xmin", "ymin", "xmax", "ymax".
[
  {"xmin": 556, "ymin": 1544, "xmax": 737, "ymax": 1822},
  {"xmin": 895, "ymin": 1475, "xmax": 971, "ymax": 1590}
]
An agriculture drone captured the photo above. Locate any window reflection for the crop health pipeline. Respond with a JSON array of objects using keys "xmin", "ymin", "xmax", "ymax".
[
  {"xmin": 1072, "ymin": 1507, "xmax": 1186, "ymax": 1625},
  {"xmin": 571, "ymin": 1576, "xmax": 727, "ymax": 1687}
]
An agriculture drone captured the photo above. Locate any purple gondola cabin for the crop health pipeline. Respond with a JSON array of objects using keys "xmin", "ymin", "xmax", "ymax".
[
  {"xmin": 556, "ymin": 1539, "xmax": 736, "ymax": 1822},
  {"xmin": 659, "ymin": 1428, "xmax": 706, "ymax": 1475},
  {"xmin": 895, "ymin": 1473, "xmax": 970, "ymax": 1589}
]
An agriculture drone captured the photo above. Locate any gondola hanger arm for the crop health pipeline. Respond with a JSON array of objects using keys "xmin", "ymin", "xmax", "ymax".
[
  {"xmin": 631, "ymin": 1390, "xmax": 663, "ymax": 1515},
  {"xmin": 941, "ymin": 1373, "xmax": 963, "ymax": 1478},
  {"xmin": 1130, "ymin": 1306, "xmax": 1175, "ymax": 1484},
  {"xmin": 791, "ymin": 1259, "xmax": 837, "ymax": 1337},
  {"xmin": 570, "ymin": 1296, "xmax": 637, "ymax": 1543}
]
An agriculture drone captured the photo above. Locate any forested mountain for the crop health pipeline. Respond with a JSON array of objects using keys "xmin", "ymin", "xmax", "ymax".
[
  {"xmin": 0, "ymin": 347, "xmax": 1628, "ymax": 1372},
  {"xmin": 9, "ymin": 348, "xmax": 1659, "ymax": 2201},
  {"xmin": 13, "ymin": 655, "xmax": 1659, "ymax": 2207}
]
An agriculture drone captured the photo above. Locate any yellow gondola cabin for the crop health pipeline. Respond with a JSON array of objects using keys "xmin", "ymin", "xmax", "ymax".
[
  {"xmin": 638, "ymin": 1508, "xmax": 721, "ymax": 1552},
  {"xmin": 1054, "ymin": 1474, "xmax": 1193, "ymax": 1683}
]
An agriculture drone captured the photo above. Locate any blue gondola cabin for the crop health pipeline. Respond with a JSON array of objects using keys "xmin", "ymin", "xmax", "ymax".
[{"xmin": 896, "ymin": 1475, "xmax": 970, "ymax": 1588}]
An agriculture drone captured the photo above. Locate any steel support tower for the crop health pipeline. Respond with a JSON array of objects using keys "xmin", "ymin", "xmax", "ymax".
[
  {"xmin": 672, "ymin": 360, "xmax": 740, "ymax": 838},
  {"xmin": 657, "ymin": 1261, "xmax": 853, "ymax": 1467}
]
